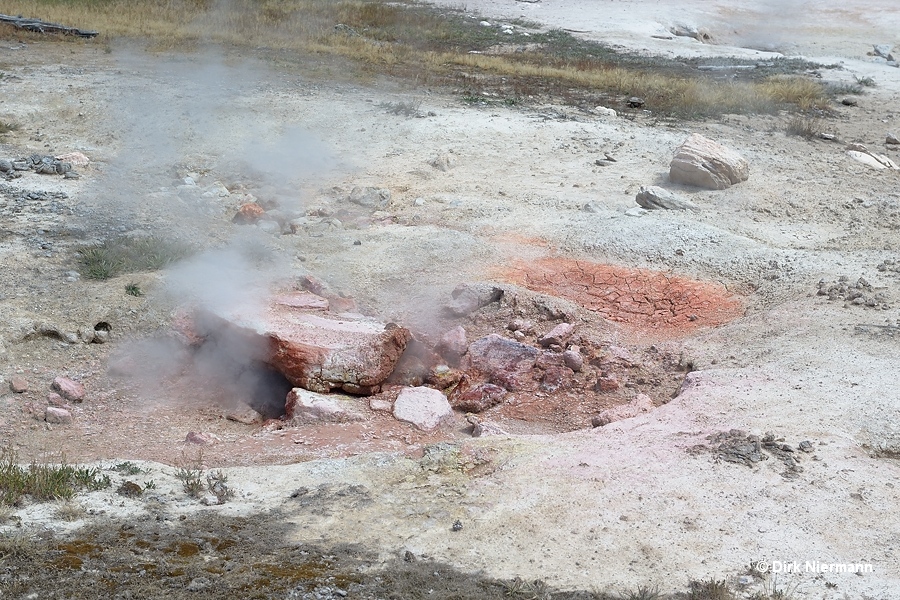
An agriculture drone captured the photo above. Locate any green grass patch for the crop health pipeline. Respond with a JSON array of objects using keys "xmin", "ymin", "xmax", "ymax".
[
  {"xmin": 76, "ymin": 235, "xmax": 194, "ymax": 280},
  {"xmin": 0, "ymin": 447, "xmax": 112, "ymax": 506}
]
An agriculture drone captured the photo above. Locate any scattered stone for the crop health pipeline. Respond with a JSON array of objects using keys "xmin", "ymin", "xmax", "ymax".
[
  {"xmin": 467, "ymin": 414, "xmax": 508, "ymax": 437},
  {"xmin": 443, "ymin": 283, "xmax": 503, "ymax": 317},
  {"xmin": 425, "ymin": 365, "xmax": 464, "ymax": 389},
  {"xmin": 669, "ymin": 133, "xmax": 749, "ymax": 190},
  {"xmin": 540, "ymin": 364, "xmax": 575, "ymax": 392},
  {"xmin": 232, "ymin": 202, "xmax": 265, "ymax": 224},
  {"xmin": 538, "ymin": 322, "xmax": 575, "ymax": 347},
  {"xmin": 627, "ymin": 97, "xmax": 645, "ymax": 108},
  {"xmin": 819, "ymin": 133, "xmax": 837, "ymax": 141},
  {"xmin": 798, "ymin": 440, "xmax": 814, "ymax": 453},
  {"xmin": 467, "ymin": 334, "xmax": 539, "ymax": 391},
  {"xmin": 51, "ymin": 376, "xmax": 84, "ymax": 402},
  {"xmin": 841, "ymin": 97, "xmax": 858, "ymax": 106},
  {"xmin": 195, "ymin": 293, "xmax": 411, "ymax": 395},
  {"xmin": 886, "ymin": 133, "xmax": 900, "ymax": 145},
  {"xmin": 185, "ymin": 431, "xmax": 221, "ymax": 445},
  {"xmin": 563, "ymin": 348, "xmax": 583, "ymax": 372},
  {"xmin": 507, "ymin": 318, "xmax": 535, "ymax": 334},
  {"xmin": 624, "ymin": 206, "xmax": 647, "ymax": 217},
  {"xmin": 873, "ymin": 44, "xmax": 893, "ymax": 59},
  {"xmin": 285, "ymin": 388, "xmax": 364, "ymax": 423},
  {"xmin": 9, "ymin": 376, "xmax": 27, "ymax": 393},
  {"xmin": 817, "ymin": 276, "xmax": 890, "ymax": 308},
  {"xmin": 436, "ymin": 325, "xmax": 468, "ymax": 366},
  {"xmin": 429, "ymin": 152, "xmax": 455, "ymax": 172},
  {"xmin": 846, "ymin": 143, "xmax": 900, "ymax": 170},
  {"xmin": 45, "ymin": 406, "xmax": 73, "ymax": 424},
  {"xmin": 348, "ymin": 186, "xmax": 391, "ymax": 209},
  {"xmin": 392, "ymin": 386, "xmax": 453, "ymax": 431},
  {"xmin": 450, "ymin": 382, "xmax": 507, "ymax": 413},
  {"xmin": 594, "ymin": 106, "xmax": 617, "ymax": 117},
  {"xmin": 46, "ymin": 392, "xmax": 67, "ymax": 407},
  {"xmin": 55, "ymin": 151, "xmax": 89, "ymax": 167},
  {"xmin": 635, "ymin": 185, "xmax": 700, "ymax": 211},
  {"xmin": 369, "ymin": 397, "xmax": 393, "ymax": 412},
  {"xmin": 591, "ymin": 394, "xmax": 653, "ymax": 427},
  {"xmin": 225, "ymin": 403, "xmax": 263, "ymax": 425},
  {"xmin": 594, "ymin": 374, "xmax": 621, "ymax": 393}
]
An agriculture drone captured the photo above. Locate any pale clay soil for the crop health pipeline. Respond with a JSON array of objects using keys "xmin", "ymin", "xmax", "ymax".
[{"xmin": 2, "ymin": 0, "xmax": 900, "ymax": 597}]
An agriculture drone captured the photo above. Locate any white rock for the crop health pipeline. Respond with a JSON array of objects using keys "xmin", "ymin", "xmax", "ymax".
[
  {"xmin": 479, "ymin": 20, "xmax": 492, "ymax": 27},
  {"xmin": 594, "ymin": 106, "xmax": 617, "ymax": 117},
  {"xmin": 393, "ymin": 386, "xmax": 453, "ymax": 431},
  {"xmin": 286, "ymin": 388, "xmax": 364, "ymax": 423},
  {"xmin": 669, "ymin": 133, "xmax": 749, "ymax": 189},
  {"xmin": 592, "ymin": 394, "xmax": 654, "ymax": 427}
]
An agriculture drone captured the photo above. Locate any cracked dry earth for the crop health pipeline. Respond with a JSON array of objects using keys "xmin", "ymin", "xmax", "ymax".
[{"xmin": 3, "ymin": 1, "xmax": 900, "ymax": 598}]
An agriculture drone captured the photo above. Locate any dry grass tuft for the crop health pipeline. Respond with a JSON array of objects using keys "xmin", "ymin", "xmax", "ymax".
[
  {"xmin": 1, "ymin": 1, "xmax": 829, "ymax": 118},
  {"xmin": 785, "ymin": 114, "xmax": 824, "ymax": 138}
]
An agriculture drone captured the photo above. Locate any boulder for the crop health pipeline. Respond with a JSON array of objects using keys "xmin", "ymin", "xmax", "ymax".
[
  {"xmin": 887, "ymin": 133, "xmax": 900, "ymax": 145},
  {"xmin": 195, "ymin": 291, "xmax": 411, "ymax": 395},
  {"xmin": 635, "ymin": 185, "xmax": 700, "ymax": 211},
  {"xmin": 467, "ymin": 414, "xmax": 507, "ymax": 437},
  {"xmin": 393, "ymin": 386, "xmax": 453, "ymax": 431},
  {"xmin": 846, "ymin": 143, "xmax": 899, "ymax": 170},
  {"xmin": 591, "ymin": 394, "xmax": 654, "ymax": 427},
  {"xmin": 467, "ymin": 334, "xmax": 539, "ymax": 391},
  {"xmin": 540, "ymin": 365, "xmax": 575, "ymax": 392},
  {"xmin": 450, "ymin": 382, "xmax": 507, "ymax": 413},
  {"xmin": 436, "ymin": 326, "xmax": 467, "ymax": 366},
  {"xmin": 285, "ymin": 388, "xmax": 364, "ymax": 423},
  {"xmin": 669, "ymin": 133, "xmax": 749, "ymax": 190},
  {"xmin": 348, "ymin": 186, "xmax": 391, "ymax": 209},
  {"xmin": 232, "ymin": 202, "xmax": 265, "ymax": 224},
  {"xmin": 52, "ymin": 377, "xmax": 84, "ymax": 402},
  {"xmin": 563, "ymin": 348, "xmax": 584, "ymax": 372}
]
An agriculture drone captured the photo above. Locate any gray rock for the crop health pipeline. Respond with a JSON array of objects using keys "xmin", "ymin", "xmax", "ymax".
[
  {"xmin": 874, "ymin": 44, "xmax": 893, "ymax": 58},
  {"xmin": 443, "ymin": 283, "xmax": 503, "ymax": 317},
  {"xmin": 886, "ymin": 133, "xmax": 900, "ymax": 145},
  {"xmin": 539, "ymin": 323, "xmax": 575, "ymax": 347},
  {"xmin": 635, "ymin": 185, "xmax": 700, "ymax": 211},
  {"xmin": 349, "ymin": 186, "xmax": 391, "ymax": 209},
  {"xmin": 45, "ymin": 406, "xmax": 73, "ymax": 424}
]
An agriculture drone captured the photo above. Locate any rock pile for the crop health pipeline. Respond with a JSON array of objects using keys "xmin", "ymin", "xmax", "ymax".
[
  {"xmin": 0, "ymin": 154, "xmax": 81, "ymax": 180},
  {"xmin": 817, "ymin": 276, "xmax": 891, "ymax": 309}
]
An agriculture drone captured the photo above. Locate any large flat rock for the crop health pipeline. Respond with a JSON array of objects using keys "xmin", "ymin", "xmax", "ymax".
[
  {"xmin": 669, "ymin": 133, "xmax": 749, "ymax": 190},
  {"xmin": 195, "ymin": 291, "xmax": 411, "ymax": 395}
]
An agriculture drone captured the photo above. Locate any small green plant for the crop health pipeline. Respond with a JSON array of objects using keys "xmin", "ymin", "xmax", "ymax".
[
  {"xmin": 854, "ymin": 75, "xmax": 876, "ymax": 87},
  {"xmin": 501, "ymin": 577, "xmax": 552, "ymax": 600},
  {"xmin": 748, "ymin": 575, "xmax": 799, "ymax": 600},
  {"xmin": 112, "ymin": 461, "xmax": 145, "ymax": 475},
  {"xmin": 621, "ymin": 586, "xmax": 662, "ymax": 600},
  {"xmin": 175, "ymin": 466, "xmax": 204, "ymax": 498},
  {"xmin": 143, "ymin": 479, "xmax": 156, "ymax": 490},
  {"xmin": 125, "ymin": 282, "xmax": 143, "ymax": 297},
  {"xmin": 76, "ymin": 235, "xmax": 193, "ymax": 281},
  {"xmin": 0, "ymin": 447, "xmax": 111, "ymax": 506},
  {"xmin": 206, "ymin": 470, "xmax": 233, "ymax": 504}
]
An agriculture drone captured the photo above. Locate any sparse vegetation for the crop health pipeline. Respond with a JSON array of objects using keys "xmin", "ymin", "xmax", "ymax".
[
  {"xmin": 785, "ymin": 114, "xmax": 824, "ymax": 138},
  {"xmin": 175, "ymin": 465, "xmax": 205, "ymax": 497},
  {"xmin": 0, "ymin": 447, "xmax": 111, "ymax": 506},
  {"xmin": 380, "ymin": 99, "xmax": 423, "ymax": 117},
  {"xmin": 125, "ymin": 282, "xmax": 143, "ymax": 296},
  {"xmin": 76, "ymin": 235, "xmax": 193, "ymax": 280},
  {"xmin": 111, "ymin": 461, "xmax": 146, "ymax": 475},
  {"xmin": 55, "ymin": 500, "xmax": 86, "ymax": 522},
  {"xmin": 0, "ymin": 0, "xmax": 831, "ymax": 117},
  {"xmin": 854, "ymin": 75, "xmax": 876, "ymax": 87},
  {"xmin": 0, "ymin": 120, "xmax": 20, "ymax": 134}
]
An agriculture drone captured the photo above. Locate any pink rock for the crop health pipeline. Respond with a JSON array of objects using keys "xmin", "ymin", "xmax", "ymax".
[
  {"xmin": 538, "ymin": 323, "xmax": 575, "ymax": 348},
  {"xmin": 540, "ymin": 365, "xmax": 575, "ymax": 393},
  {"xmin": 52, "ymin": 377, "xmax": 84, "ymax": 402},
  {"xmin": 563, "ymin": 348, "xmax": 584, "ymax": 372},
  {"xmin": 46, "ymin": 392, "xmax": 65, "ymax": 406},
  {"xmin": 195, "ymin": 297, "xmax": 411, "ymax": 395},
  {"xmin": 450, "ymin": 382, "xmax": 507, "ymax": 413},
  {"xmin": 226, "ymin": 403, "xmax": 263, "ymax": 425},
  {"xmin": 273, "ymin": 291, "xmax": 329, "ymax": 311},
  {"xmin": 9, "ymin": 376, "xmax": 28, "ymax": 393},
  {"xmin": 436, "ymin": 326, "xmax": 467, "ymax": 366},
  {"xmin": 185, "ymin": 431, "xmax": 220, "ymax": 445},
  {"xmin": 45, "ymin": 406, "xmax": 73, "ymax": 424},
  {"xmin": 594, "ymin": 374, "xmax": 620, "ymax": 392},
  {"xmin": 285, "ymin": 388, "xmax": 364, "ymax": 423},
  {"xmin": 393, "ymin": 386, "xmax": 453, "ymax": 431},
  {"xmin": 591, "ymin": 394, "xmax": 654, "ymax": 427},
  {"xmin": 467, "ymin": 334, "xmax": 539, "ymax": 392},
  {"xmin": 369, "ymin": 397, "xmax": 393, "ymax": 412}
]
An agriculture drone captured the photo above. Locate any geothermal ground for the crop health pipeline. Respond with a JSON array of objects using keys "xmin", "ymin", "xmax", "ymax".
[{"xmin": 1, "ymin": 1, "xmax": 900, "ymax": 598}]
